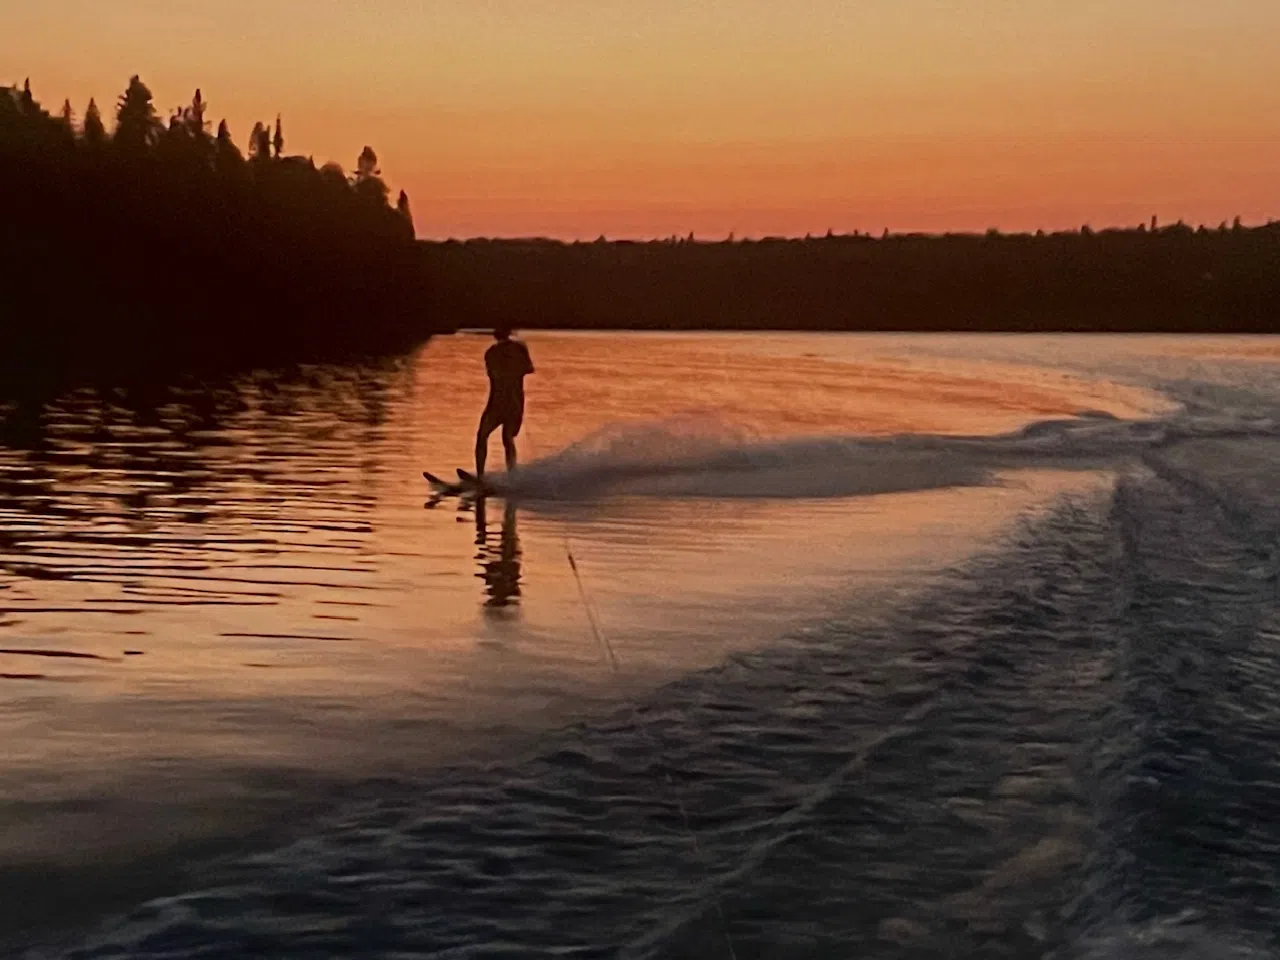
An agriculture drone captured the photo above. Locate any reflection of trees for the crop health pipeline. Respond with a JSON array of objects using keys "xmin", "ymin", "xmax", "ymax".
[{"xmin": 0, "ymin": 360, "xmax": 407, "ymax": 583}]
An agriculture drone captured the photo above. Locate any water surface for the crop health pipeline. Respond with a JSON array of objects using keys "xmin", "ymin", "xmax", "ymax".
[{"xmin": 5, "ymin": 333, "xmax": 1275, "ymax": 957}]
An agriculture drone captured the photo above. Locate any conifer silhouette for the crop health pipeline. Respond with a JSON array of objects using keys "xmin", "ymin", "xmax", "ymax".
[
  {"xmin": 115, "ymin": 75, "xmax": 161, "ymax": 156},
  {"xmin": 248, "ymin": 121, "xmax": 271, "ymax": 161},
  {"xmin": 0, "ymin": 73, "xmax": 427, "ymax": 379},
  {"xmin": 82, "ymin": 98, "xmax": 105, "ymax": 145}
]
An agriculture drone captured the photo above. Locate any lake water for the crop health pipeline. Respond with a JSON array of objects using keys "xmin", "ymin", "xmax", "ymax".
[{"xmin": 4, "ymin": 332, "xmax": 1280, "ymax": 958}]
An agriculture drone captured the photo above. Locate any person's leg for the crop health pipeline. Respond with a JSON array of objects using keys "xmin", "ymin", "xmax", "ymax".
[
  {"xmin": 475, "ymin": 410, "xmax": 499, "ymax": 478},
  {"xmin": 502, "ymin": 422, "xmax": 518, "ymax": 472},
  {"xmin": 502, "ymin": 405, "xmax": 524, "ymax": 473}
]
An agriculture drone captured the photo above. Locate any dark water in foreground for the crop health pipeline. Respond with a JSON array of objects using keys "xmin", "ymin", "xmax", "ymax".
[{"xmin": 6, "ymin": 334, "xmax": 1280, "ymax": 958}]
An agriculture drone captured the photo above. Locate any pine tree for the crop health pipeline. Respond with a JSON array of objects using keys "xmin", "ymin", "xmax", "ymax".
[
  {"xmin": 115, "ymin": 75, "xmax": 162, "ymax": 156},
  {"xmin": 396, "ymin": 190, "xmax": 412, "ymax": 223},
  {"xmin": 248, "ymin": 121, "xmax": 271, "ymax": 161},
  {"xmin": 186, "ymin": 88, "xmax": 207, "ymax": 137},
  {"xmin": 210, "ymin": 119, "xmax": 245, "ymax": 179},
  {"xmin": 82, "ymin": 98, "xmax": 106, "ymax": 145},
  {"xmin": 59, "ymin": 99, "xmax": 75, "ymax": 130},
  {"xmin": 272, "ymin": 114, "xmax": 284, "ymax": 158},
  {"xmin": 355, "ymin": 146, "xmax": 379, "ymax": 180},
  {"xmin": 353, "ymin": 146, "xmax": 389, "ymax": 205},
  {"xmin": 19, "ymin": 78, "xmax": 34, "ymax": 114},
  {"xmin": 214, "ymin": 119, "xmax": 239, "ymax": 157}
]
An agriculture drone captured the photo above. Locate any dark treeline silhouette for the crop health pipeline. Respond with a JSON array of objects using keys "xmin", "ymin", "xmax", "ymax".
[
  {"xmin": 1, "ymin": 76, "xmax": 436, "ymax": 385},
  {"xmin": 423, "ymin": 222, "xmax": 1280, "ymax": 333}
]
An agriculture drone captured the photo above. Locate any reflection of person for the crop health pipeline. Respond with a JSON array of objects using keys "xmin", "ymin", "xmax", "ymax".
[
  {"xmin": 475, "ymin": 326, "xmax": 534, "ymax": 482},
  {"xmin": 474, "ymin": 496, "xmax": 522, "ymax": 608}
]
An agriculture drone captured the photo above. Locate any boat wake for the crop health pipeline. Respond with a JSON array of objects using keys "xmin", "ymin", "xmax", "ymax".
[
  {"xmin": 495, "ymin": 408, "xmax": 1280, "ymax": 501},
  {"xmin": 47, "ymin": 423, "xmax": 1280, "ymax": 957},
  {"xmin": 33, "ymin": 369, "xmax": 1280, "ymax": 959}
]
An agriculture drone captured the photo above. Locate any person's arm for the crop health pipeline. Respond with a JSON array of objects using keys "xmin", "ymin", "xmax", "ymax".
[{"xmin": 520, "ymin": 342, "xmax": 535, "ymax": 375}]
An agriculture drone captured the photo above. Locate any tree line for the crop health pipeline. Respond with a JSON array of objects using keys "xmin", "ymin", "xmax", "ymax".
[
  {"xmin": 423, "ymin": 219, "xmax": 1280, "ymax": 333},
  {"xmin": 1, "ymin": 76, "xmax": 438, "ymax": 384}
]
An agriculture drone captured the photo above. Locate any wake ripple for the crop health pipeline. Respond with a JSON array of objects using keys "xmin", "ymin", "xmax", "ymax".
[
  {"xmin": 494, "ymin": 410, "xmax": 1280, "ymax": 501},
  {"xmin": 38, "ymin": 431, "xmax": 1280, "ymax": 959},
  {"xmin": 41, "ymin": 494, "xmax": 1121, "ymax": 957},
  {"xmin": 1059, "ymin": 440, "xmax": 1280, "ymax": 959}
]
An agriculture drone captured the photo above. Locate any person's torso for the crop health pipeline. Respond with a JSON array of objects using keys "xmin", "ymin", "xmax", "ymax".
[{"xmin": 485, "ymin": 341, "xmax": 530, "ymax": 398}]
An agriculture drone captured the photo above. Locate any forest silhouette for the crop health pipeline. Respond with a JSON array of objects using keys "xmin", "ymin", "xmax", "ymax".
[
  {"xmin": 1, "ymin": 76, "xmax": 436, "ymax": 384},
  {"xmin": 5, "ymin": 75, "xmax": 1278, "ymax": 388},
  {"xmin": 424, "ymin": 220, "xmax": 1280, "ymax": 334}
]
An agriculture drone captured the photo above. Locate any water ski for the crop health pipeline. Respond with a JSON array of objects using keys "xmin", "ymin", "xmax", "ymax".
[
  {"xmin": 423, "ymin": 470, "xmax": 466, "ymax": 496},
  {"xmin": 422, "ymin": 469, "xmax": 499, "ymax": 497},
  {"xmin": 457, "ymin": 469, "xmax": 501, "ymax": 495}
]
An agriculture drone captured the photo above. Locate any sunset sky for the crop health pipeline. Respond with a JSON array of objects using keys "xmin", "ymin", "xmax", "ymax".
[{"xmin": 7, "ymin": 1, "xmax": 1280, "ymax": 239}]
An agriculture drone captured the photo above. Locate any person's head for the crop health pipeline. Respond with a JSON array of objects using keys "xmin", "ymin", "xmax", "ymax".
[{"xmin": 493, "ymin": 325, "xmax": 513, "ymax": 341}]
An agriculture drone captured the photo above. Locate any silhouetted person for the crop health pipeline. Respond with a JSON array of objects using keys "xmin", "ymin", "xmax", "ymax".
[{"xmin": 475, "ymin": 326, "xmax": 534, "ymax": 481}]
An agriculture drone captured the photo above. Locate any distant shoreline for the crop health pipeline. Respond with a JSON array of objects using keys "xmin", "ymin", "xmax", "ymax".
[{"xmin": 421, "ymin": 226, "xmax": 1280, "ymax": 335}]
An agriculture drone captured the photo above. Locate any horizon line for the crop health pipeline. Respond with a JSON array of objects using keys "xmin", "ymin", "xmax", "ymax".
[{"xmin": 418, "ymin": 216, "xmax": 1279, "ymax": 244}]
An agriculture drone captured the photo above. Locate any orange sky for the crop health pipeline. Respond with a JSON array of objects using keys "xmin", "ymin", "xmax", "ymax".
[{"xmin": 7, "ymin": 1, "xmax": 1280, "ymax": 239}]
